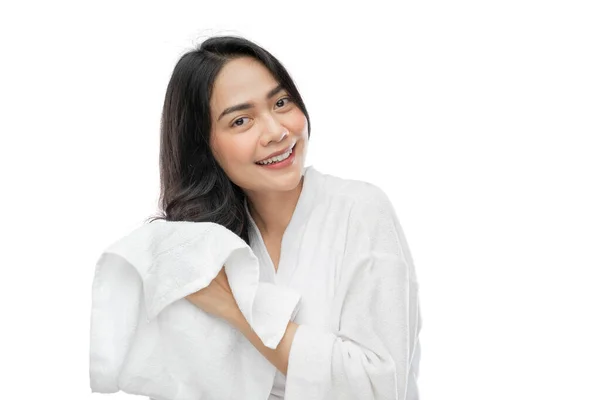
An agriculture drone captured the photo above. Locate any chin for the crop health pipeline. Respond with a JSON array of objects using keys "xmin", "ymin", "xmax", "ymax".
[
  {"xmin": 255, "ymin": 162, "xmax": 303, "ymax": 191},
  {"xmin": 270, "ymin": 167, "xmax": 303, "ymax": 192}
]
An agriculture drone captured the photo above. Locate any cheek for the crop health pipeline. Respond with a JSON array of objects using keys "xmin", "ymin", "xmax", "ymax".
[
  {"xmin": 289, "ymin": 109, "xmax": 308, "ymax": 135},
  {"xmin": 215, "ymin": 137, "xmax": 255, "ymax": 166}
]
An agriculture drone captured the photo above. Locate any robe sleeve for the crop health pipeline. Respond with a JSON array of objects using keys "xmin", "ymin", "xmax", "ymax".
[{"xmin": 284, "ymin": 186, "xmax": 422, "ymax": 400}]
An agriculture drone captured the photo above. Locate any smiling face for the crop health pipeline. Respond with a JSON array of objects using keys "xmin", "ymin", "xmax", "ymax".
[{"xmin": 209, "ymin": 56, "xmax": 309, "ymax": 194}]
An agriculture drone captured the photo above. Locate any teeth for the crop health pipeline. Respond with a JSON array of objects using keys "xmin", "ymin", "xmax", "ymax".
[{"xmin": 257, "ymin": 147, "xmax": 293, "ymax": 165}]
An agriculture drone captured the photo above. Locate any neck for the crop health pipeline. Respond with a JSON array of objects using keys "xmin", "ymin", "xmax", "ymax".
[{"xmin": 246, "ymin": 176, "xmax": 304, "ymax": 238}]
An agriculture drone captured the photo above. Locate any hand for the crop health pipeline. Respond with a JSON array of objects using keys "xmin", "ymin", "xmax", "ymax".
[{"xmin": 185, "ymin": 266, "xmax": 242, "ymax": 324}]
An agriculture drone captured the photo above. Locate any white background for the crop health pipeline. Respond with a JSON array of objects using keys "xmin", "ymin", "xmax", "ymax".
[{"xmin": 1, "ymin": 0, "xmax": 598, "ymax": 399}]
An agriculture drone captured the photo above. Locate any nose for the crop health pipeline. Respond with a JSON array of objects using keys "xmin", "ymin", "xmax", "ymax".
[{"xmin": 260, "ymin": 115, "xmax": 289, "ymax": 147}]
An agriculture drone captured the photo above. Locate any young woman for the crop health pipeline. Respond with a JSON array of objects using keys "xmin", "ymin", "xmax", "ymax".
[{"xmin": 150, "ymin": 35, "xmax": 422, "ymax": 400}]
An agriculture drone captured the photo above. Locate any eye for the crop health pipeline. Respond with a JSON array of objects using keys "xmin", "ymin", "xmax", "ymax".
[
  {"xmin": 231, "ymin": 117, "xmax": 250, "ymax": 128},
  {"xmin": 275, "ymin": 97, "xmax": 292, "ymax": 109}
]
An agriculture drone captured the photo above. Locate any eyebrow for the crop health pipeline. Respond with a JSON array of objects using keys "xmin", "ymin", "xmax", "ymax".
[{"xmin": 217, "ymin": 84, "xmax": 285, "ymax": 121}]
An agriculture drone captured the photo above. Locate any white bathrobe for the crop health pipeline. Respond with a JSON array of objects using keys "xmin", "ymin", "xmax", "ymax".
[{"xmin": 89, "ymin": 165, "xmax": 421, "ymax": 400}]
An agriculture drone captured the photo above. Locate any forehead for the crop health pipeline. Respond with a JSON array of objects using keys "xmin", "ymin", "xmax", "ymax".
[{"xmin": 211, "ymin": 57, "xmax": 279, "ymax": 107}]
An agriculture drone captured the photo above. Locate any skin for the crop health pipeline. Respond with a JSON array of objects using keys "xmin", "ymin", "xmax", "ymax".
[
  {"xmin": 185, "ymin": 56, "xmax": 309, "ymax": 375},
  {"xmin": 209, "ymin": 55, "xmax": 309, "ymax": 238}
]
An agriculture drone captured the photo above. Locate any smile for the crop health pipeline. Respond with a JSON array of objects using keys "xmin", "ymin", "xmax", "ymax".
[{"xmin": 255, "ymin": 144, "xmax": 297, "ymax": 169}]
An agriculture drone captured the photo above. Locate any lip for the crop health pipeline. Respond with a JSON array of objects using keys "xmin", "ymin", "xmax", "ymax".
[
  {"xmin": 256, "ymin": 143, "xmax": 297, "ymax": 169},
  {"xmin": 256, "ymin": 143, "xmax": 296, "ymax": 163}
]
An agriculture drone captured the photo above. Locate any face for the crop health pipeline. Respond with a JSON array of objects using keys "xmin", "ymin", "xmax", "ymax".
[{"xmin": 209, "ymin": 56, "xmax": 309, "ymax": 194}]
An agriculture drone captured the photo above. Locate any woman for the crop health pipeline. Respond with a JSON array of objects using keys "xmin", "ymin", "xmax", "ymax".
[{"xmin": 149, "ymin": 35, "xmax": 422, "ymax": 400}]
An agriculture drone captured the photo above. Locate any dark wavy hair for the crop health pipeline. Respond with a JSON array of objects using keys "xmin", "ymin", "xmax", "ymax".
[{"xmin": 146, "ymin": 35, "xmax": 311, "ymax": 245}]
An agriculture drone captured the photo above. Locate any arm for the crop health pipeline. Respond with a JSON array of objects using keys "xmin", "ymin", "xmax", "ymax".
[
  {"xmin": 285, "ymin": 251, "xmax": 421, "ymax": 400},
  {"xmin": 283, "ymin": 189, "xmax": 422, "ymax": 400},
  {"xmin": 230, "ymin": 187, "xmax": 422, "ymax": 400},
  {"xmin": 229, "ymin": 311, "xmax": 299, "ymax": 376}
]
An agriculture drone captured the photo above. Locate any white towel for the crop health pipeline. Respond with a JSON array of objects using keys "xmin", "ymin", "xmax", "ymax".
[{"xmin": 89, "ymin": 220, "xmax": 301, "ymax": 400}]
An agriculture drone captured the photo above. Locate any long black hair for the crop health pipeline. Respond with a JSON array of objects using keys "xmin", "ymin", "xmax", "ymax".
[{"xmin": 146, "ymin": 35, "xmax": 311, "ymax": 245}]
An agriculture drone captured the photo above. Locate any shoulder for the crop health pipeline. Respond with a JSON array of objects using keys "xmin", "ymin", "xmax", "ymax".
[
  {"xmin": 310, "ymin": 166, "xmax": 393, "ymax": 210},
  {"xmin": 309, "ymin": 168, "xmax": 417, "ymax": 281},
  {"xmin": 311, "ymin": 168, "xmax": 399, "ymax": 246},
  {"xmin": 317, "ymin": 169, "xmax": 396, "ymax": 223},
  {"xmin": 309, "ymin": 169, "xmax": 418, "ymax": 282}
]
